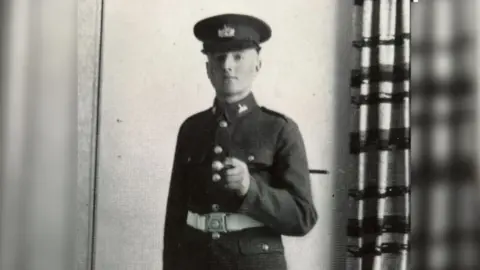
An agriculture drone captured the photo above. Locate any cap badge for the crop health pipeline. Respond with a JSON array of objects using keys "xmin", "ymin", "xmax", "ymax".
[
  {"xmin": 238, "ymin": 104, "xmax": 248, "ymax": 114},
  {"xmin": 218, "ymin": 25, "xmax": 235, "ymax": 38}
]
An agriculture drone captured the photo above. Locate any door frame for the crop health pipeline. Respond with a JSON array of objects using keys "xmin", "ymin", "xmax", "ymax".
[{"xmin": 78, "ymin": 0, "xmax": 104, "ymax": 269}]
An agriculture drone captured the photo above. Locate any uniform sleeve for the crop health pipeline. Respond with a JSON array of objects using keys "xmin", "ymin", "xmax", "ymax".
[
  {"xmin": 237, "ymin": 120, "xmax": 318, "ymax": 236},
  {"xmin": 163, "ymin": 123, "xmax": 189, "ymax": 270}
]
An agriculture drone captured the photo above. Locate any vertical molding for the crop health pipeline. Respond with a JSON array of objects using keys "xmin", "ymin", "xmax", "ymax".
[{"xmin": 78, "ymin": 0, "xmax": 104, "ymax": 269}]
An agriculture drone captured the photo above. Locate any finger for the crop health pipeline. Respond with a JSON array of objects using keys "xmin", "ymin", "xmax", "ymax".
[
  {"xmin": 225, "ymin": 166, "xmax": 242, "ymax": 176},
  {"xmin": 229, "ymin": 157, "xmax": 246, "ymax": 167},
  {"xmin": 223, "ymin": 164, "xmax": 235, "ymax": 170},
  {"xmin": 224, "ymin": 182, "xmax": 240, "ymax": 190},
  {"xmin": 224, "ymin": 174, "xmax": 242, "ymax": 184},
  {"xmin": 224, "ymin": 157, "xmax": 248, "ymax": 168},
  {"xmin": 223, "ymin": 157, "xmax": 235, "ymax": 167}
]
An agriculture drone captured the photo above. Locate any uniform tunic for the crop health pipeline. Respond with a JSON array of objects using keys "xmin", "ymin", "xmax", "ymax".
[{"xmin": 163, "ymin": 93, "xmax": 318, "ymax": 270}]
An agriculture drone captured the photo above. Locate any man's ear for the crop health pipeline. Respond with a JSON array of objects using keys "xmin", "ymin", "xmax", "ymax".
[
  {"xmin": 206, "ymin": 61, "xmax": 211, "ymax": 77},
  {"xmin": 256, "ymin": 58, "xmax": 262, "ymax": 72}
]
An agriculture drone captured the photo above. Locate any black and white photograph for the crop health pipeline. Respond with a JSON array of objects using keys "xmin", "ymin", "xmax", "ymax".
[
  {"xmin": 77, "ymin": 0, "xmax": 413, "ymax": 269},
  {"xmin": 5, "ymin": 0, "xmax": 480, "ymax": 270},
  {"xmin": 82, "ymin": 1, "xmax": 355, "ymax": 269}
]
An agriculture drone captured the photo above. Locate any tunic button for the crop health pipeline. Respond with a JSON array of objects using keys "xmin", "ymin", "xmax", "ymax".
[
  {"xmin": 219, "ymin": 121, "xmax": 228, "ymax": 128},
  {"xmin": 211, "ymin": 204, "xmax": 220, "ymax": 212},
  {"xmin": 212, "ymin": 232, "xmax": 221, "ymax": 240},
  {"xmin": 212, "ymin": 174, "xmax": 221, "ymax": 182},
  {"xmin": 248, "ymin": 155, "xmax": 255, "ymax": 162},
  {"xmin": 212, "ymin": 161, "xmax": 224, "ymax": 171},
  {"xmin": 213, "ymin": 146, "xmax": 223, "ymax": 154},
  {"xmin": 261, "ymin": 244, "xmax": 269, "ymax": 251}
]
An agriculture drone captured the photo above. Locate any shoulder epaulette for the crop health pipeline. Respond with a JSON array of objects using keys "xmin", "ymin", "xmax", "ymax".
[
  {"xmin": 182, "ymin": 108, "xmax": 211, "ymax": 126},
  {"xmin": 260, "ymin": 106, "xmax": 288, "ymax": 121}
]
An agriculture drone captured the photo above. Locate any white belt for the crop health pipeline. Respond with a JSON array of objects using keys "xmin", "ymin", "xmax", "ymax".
[{"xmin": 186, "ymin": 211, "xmax": 264, "ymax": 233}]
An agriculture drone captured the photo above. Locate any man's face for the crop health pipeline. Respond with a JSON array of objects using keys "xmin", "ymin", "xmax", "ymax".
[{"xmin": 206, "ymin": 48, "xmax": 261, "ymax": 101}]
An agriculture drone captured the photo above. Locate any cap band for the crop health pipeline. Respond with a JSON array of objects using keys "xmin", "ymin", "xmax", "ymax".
[{"xmin": 202, "ymin": 40, "xmax": 260, "ymax": 54}]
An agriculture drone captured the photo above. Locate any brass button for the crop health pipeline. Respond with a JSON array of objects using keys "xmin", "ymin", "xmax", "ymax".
[
  {"xmin": 212, "ymin": 232, "xmax": 221, "ymax": 240},
  {"xmin": 219, "ymin": 121, "xmax": 228, "ymax": 128},
  {"xmin": 213, "ymin": 146, "xmax": 223, "ymax": 154},
  {"xmin": 212, "ymin": 161, "xmax": 224, "ymax": 171},
  {"xmin": 261, "ymin": 243, "xmax": 269, "ymax": 251},
  {"xmin": 212, "ymin": 204, "xmax": 220, "ymax": 212},
  {"xmin": 212, "ymin": 174, "xmax": 221, "ymax": 182},
  {"xmin": 248, "ymin": 155, "xmax": 255, "ymax": 162}
]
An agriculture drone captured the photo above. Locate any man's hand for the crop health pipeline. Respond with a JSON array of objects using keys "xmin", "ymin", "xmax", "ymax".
[{"xmin": 223, "ymin": 157, "xmax": 251, "ymax": 197}]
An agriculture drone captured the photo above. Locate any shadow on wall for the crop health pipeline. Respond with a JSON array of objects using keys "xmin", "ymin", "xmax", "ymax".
[
  {"xmin": 331, "ymin": 1, "xmax": 354, "ymax": 270},
  {"xmin": 411, "ymin": 0, "xmax": 480, "ymax": 270}
]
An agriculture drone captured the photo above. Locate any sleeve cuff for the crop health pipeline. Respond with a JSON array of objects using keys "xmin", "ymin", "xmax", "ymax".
[{"xmin": 237, "ymin": 175, "xmax": 260, "ymax": 214}]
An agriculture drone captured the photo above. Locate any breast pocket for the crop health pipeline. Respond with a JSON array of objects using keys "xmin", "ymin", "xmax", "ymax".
[
  {"xmin": 183, "ymin": 150, "xmax": 210, "ymax": 189},
  {"xmin": 244, "ymin": 149, "xmax": 274, "ymax": 173}
]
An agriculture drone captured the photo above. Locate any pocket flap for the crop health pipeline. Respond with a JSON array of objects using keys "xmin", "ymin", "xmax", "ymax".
[
  {"xmin": 244, "ymin": 149, "xmax": 274, "ymax": 168},
  {"xmin": 238, "ymin": 238, "xmax": 284, "ymax": 255},
  {"xmin": 184, "ymin": 150, "xmax": 208, "ymax": 165}
]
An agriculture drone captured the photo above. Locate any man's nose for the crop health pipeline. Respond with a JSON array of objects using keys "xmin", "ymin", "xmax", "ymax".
[{"xmin": 221, "ymin": 54, "xmax": 235, "ymax": 71}]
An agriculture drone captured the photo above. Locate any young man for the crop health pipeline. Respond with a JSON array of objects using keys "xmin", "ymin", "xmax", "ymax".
[{"xmin": 163, "ymin": 13, "xmax": 318, "ymax": 270}]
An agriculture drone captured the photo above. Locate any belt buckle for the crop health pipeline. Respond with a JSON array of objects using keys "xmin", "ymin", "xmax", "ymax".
[{"xmin": 205, "ymin": 213, "xmax": 227, "ymax": 233}]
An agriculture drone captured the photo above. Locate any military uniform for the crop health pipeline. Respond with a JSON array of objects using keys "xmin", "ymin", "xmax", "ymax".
[{"xmin": 163, "ymin": 14, "xmax": 318, "ymax": 270}]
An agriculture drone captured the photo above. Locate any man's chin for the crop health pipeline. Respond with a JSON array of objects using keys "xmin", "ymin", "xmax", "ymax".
[{"xmin": 216, "ymin": 88, "xmax": 242, "ymax": 97}]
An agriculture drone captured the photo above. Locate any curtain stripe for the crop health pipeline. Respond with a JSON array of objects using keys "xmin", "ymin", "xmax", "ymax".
[
  {"xmin": 349, "ymin": 186, "xmax": 410, "ymax": 199},
  {"xmin": 352, "ymin": 92, "xmax": 409, "ymax": 105},
  {"xmin": 351, "ymin": 66, "xmax": 410, "ymax": 87},
  {"xmin": 353, "ymin": 34, "xmax": 410, "ymax": 48}
]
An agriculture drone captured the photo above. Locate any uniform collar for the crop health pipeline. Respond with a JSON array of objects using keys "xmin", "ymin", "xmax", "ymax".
[{"xmin": 211, "ymin": 92, "xmax": 258, "ymax": 121}]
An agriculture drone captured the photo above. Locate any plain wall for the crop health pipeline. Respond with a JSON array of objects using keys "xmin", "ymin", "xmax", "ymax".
[{"xmin": 93, "ymin": 1, "xmax": 353, "ymax": 270}]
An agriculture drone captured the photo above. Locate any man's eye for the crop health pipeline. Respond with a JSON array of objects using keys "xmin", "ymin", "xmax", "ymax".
[
  {"xmin": 215, "ymin": 55, "xmax": 226, "ymax": 62},
  {"xmin": 234, "ymin": 54, "xmax": 243, "ymax": 60}
]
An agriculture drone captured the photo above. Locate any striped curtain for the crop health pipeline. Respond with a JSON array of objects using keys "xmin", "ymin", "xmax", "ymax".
[
  {"xmin": 411, "ymin": 0, "xmax": 480, "ymax": 269},
  {"xmin": 347, "ymin": 0, "xmax": 410, "ymax": 270}
]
